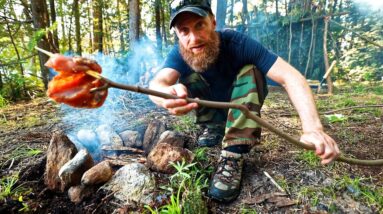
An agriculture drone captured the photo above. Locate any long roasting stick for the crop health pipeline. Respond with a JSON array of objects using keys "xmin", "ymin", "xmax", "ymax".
[{"xmin": 35, "ymin": 47, "xmax": 383, "ymax": 166}]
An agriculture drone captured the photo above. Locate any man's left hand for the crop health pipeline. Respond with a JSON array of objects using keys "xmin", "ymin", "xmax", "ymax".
[{"xmin": 300, "ymin": 130, "xmax": 340, "ymax": 164}]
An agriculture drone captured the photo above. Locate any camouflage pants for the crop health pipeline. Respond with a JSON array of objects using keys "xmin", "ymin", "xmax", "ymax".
[{"xmin": 179, "ymin": 65, "xmax": 267, "ymax": 149}]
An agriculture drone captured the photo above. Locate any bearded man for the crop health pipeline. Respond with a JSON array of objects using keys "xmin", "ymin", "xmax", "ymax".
[{"xmin": 149, "ymin": 0, "xmax": 340, "ymax": 202}]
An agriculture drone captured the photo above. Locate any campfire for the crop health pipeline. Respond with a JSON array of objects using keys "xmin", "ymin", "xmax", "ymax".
[{"xmin": 45, "ymin": 120, "xmax": 194, "ymax": 205}]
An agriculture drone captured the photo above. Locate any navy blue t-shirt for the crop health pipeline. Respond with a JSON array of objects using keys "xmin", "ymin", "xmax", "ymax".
[{"xmin": 162, "ymin": 29, "xmax": 278, "ymax": 102}]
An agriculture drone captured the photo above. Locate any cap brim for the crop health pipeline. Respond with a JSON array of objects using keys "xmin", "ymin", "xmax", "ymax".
[{"xmin": 170, "ymin": 6, "xmax": 209, "ymax": 29}]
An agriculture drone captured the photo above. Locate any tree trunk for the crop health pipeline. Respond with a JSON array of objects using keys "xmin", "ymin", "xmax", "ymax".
[
  {"xmin": 155, "ymin": 0, "xmax": 162, "ymax": 55},
  {"xmin": 288, "ymin": 16, "xmax": 293, "ymax": 63},
  {"xmin": 229, "ymin": 0, "xmax": 234, "ymax": 26},
  {"xmin": 216, "ymin": 0, "xmax": 227, "ymax": 30},
  {"xmin": 87, "ymin": 0, "xmax": 93, "ymax": 52},
  {"xmin": 242, "ymin": 0, "xmax": 250, "ymax": 26},
  {"xmin": 68, "ymin": 8, "xmax": 73, "ymax": 52},
  {"xmin": 323, "ymin": 17, "xmax": 333, "ymax": 94},
  {"xmin": 275, "ymin": 0, "xmax": 279, "ymax": 17},
  {"xmin": 92, "ymin": 0, "xmax": 103, "ymax": 53},
  {"xmin": 58, "ymin": 0, "xmax": 66, "ymax": 51},
  {"xmin": 117, "ymin": 0, "xmax": 125, "ymax": 52},
  {"xmin": 0, "ymin": 67, "xmax": 3, "ymax": 90},
  {"xmin": 129, "ymin": 0, "xmax": 140, "ymax": 47},
  {"xmin": 73, "ymin": 0, "xmax": 82, "ymax": 55},
  {"xmin": 160, "ymin": 0, "xmax": 168, "ymax": 48},
  {"xmin": 30, "ymin": 0, "xmax": 55, "ymax": 89},
  {"xmin": 304, "ymin": 15, "xmax": 315, "ymax": 77},
  {"xmin": 49, "ymin": 0, "xmax": 59, "ymax": 51}
]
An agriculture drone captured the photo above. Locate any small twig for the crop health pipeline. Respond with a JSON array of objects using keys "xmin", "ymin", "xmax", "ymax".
[
  {"xmin": 279, "ymin": 105, "xmax": 383, "ymax": 117},
  {"xmin": 7, "ymin": 158, "xmax": 15, "ymax": 170},
  {"xmin": 322, "ymin": 105, "xmax": 383, "ymax": 115},
  {"xmin": 264, "ymin": 171, "xmax": 287, "ymax": 193}
]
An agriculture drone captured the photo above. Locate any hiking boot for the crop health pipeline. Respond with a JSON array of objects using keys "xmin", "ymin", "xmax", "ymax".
[
  {"xmin": 197, "ymin": 124, "xmax": 224, "ymax": 147},
  {"xmin": 208, "ymin": 150, "xmax": 243, "ymax": 202}
]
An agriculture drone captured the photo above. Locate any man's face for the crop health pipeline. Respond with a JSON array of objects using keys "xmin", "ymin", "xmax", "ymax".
[{"xmin": 174, "ymin": 12, "xmax": 219, "ymax": 72}]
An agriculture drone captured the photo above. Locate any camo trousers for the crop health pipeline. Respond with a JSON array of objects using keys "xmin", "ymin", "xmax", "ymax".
[{"xmin": 179, "ymin": 65, "xmax": 267, "ymax": 149}]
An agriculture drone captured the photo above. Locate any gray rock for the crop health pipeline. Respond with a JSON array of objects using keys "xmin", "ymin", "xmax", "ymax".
[
  {"xmin": 96, "ymin": 124, "xmax": 124, "ymax": 147},
  {"xmin": 147, "ymin": 143, "xmax": 194, "ymax": 174},
  {"xmin": 157, "ymin": 130, "xmax": 185, "ymax": 148},
  {"xmin": 101, "ymin": 163, "xmax": 156, "ymax": 205},
  {"xmin": 119, "ymin": 130, "xmax": 142, "ymax": 148},
  {"xmin": 59, "ymin": 149, "xmax": 94, "ymax": 188},
  {"xmin": 142, "ymin": 120, "xmax": 166, "ymax": 154},
  {"xmin": 45, "ymin": 131, "xmax": 78, "ymax": 192}
]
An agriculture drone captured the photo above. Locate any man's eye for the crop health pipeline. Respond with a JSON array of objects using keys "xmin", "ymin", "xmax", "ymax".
[
  {"xmin": 196, "ymin": 22, "xmax": 205, "ymax": 29},
  {"xmin": 180, "ymin": 28, "xmax": 189, "ymax": 34}
]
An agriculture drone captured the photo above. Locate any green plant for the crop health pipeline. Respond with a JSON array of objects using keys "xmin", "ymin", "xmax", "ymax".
[
  {"xmin": 324, "ymin": 114, "xmax": 347, "ymax": 123},
  {"xmin": 146, "ymin": 158, "xmax": 210, "ymax": 214},
  {"xmin": 10, "ymin": 146, "xmax": 43, "ymax": 159},
  {"xmin": 0, "ymin": 94, "xmax": 9, "ymax": 108},
  {"xmin": 0, "ymin": 175, "xmax": 29, "ymax": 201},
  {"xmin": 171, "ymin": 114, "xmax": 198, "ymax": 135},
  {"xmin": 240, "ymin": 207, "xmax": 258, "ymax": 214},
  {"xmin": 193, "ymin": 147, "xmax": 208, "ymax": 162},
  {"xmin": 336, "ymin": 176, "xmax": 383, "ymax": 207},
  {"xmin": 296, "ymin": 151, "xmax": 320, "ymax": 167}
]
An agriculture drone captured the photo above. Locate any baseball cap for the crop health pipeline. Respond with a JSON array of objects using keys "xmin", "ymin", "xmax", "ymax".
[{"xmin": 170, "ymin": 0, "xmax": 213, "ymax": 29}]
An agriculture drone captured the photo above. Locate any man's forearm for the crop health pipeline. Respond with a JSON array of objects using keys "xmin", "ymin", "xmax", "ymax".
[{"xmin": 267, "ymin": 58, "xmax": 323, "ymax": 133}]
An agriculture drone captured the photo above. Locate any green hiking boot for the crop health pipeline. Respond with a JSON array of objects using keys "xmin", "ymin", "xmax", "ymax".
[
  {"xmin": 208, "ymin": 150, "xmax": 243, "ymax": 202},
  {"xmin": 197, "ymin": 124, "xmax": 224, "ymax": 147}
]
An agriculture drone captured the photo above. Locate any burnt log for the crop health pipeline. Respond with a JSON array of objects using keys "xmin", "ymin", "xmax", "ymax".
[{"xmin": 45, "ymin": 131, "xmax": 78, "ymax": 192}]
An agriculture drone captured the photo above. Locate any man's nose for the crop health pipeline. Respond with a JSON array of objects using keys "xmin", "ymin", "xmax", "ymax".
[{"xmin": 189, "ymin": 30, "xmax": 200, "ymax": 43}]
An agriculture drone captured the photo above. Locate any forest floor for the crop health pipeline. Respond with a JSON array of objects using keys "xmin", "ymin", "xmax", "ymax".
[{"xmin": 0, "ymin": 85, "xmax": 382, "ymax": 213}]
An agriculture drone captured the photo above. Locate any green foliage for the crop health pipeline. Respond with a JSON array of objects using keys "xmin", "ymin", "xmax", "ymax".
[
  {"xmin": 0, "ymin": 175, "xmax": 30, "ymax": 201},
  {"xmin": 0, "ymin": 94, "xmax": 9, "ymax": 108},
  {"xmin": 296, "ymin": 151, "xmax": 320, "ymax": 167},
  {"xmin": 2, "ymin": 146, "xmax": 43, "ymax": 168},
  {"xmin": 324, "ymin": 114, "xmax": 347, "ymax": 123},
  {"xmin": 239, "ymin": 207, "xmax": 258, "ymax": 214},
  {"xmin": 336, "ymin": 176, "xmax": 383, "ymax": 208},
  {"xmin": 146, "ymin": 157, "xmax": 210, "ymax": 214},
  {"xmin": 171, "ymin": 114, "xmax": 198, "ymax": 135}
]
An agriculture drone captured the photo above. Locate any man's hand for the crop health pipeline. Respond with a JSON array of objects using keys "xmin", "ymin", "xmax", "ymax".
[
  {"xmin": 160, "ymin": 83, "xmax": 198, "ymax": 115},
  {"xmin": 149, "ymin": 68, "xmax": 198, "ymax": 116},
  {"xmin": 300, "ymin": 130, "xmax": 340, "ymax": 164}
]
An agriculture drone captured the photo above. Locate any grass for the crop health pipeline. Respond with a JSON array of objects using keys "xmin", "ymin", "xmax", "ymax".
[
  {"xmin": 171, "ymin": 114, "xmax": 199, "ymax": 135},
  {"xmin": 295, "ymin": 151, "xmax": 320, "ymax": 168},
  {"xmin": 145, "ymin": 150, "xmax": 211, "ymax": 214},
  {"xmin": 335, "ymin": 176, "xmax": 383, "ymax": 208},
  {"xmin": 2, "ymin": 146, "xmax": 43, "ymax": 168}
]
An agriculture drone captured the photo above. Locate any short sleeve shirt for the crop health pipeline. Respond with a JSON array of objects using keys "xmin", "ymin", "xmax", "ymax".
[{"xmin": 162, "ymin": 29, "xmax": 278, "ymax": 102}]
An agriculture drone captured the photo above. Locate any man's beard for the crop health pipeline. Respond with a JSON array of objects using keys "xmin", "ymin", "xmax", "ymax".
[{"xmin": 179, "ymin": 31, "xmax": 220, "ymax": 73}]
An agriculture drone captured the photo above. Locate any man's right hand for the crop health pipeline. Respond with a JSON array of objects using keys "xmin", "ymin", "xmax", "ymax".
[
  {"xmin": 161, "ymin": 83, "xmax": 198, "ymax": 115},
  {"xmin": 149, "ymin": 68, "xmax": 198, "ymax": 115},
  {"xmin": 151, "ymin": 83, "xmax": 198, "ymax": 116}
]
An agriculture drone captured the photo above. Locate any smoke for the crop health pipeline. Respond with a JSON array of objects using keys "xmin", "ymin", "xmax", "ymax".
[
  {"xmin": 60, "ymin": 40, "xmax": 163, "ymax": 160},
  {"xmin": 351, "ymin": 0, "xmax": 383, "ymax": 13}
]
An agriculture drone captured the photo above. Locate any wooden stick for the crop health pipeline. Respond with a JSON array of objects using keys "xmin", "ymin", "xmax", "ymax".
[
  {"xmin": 264, "ymin": 171, "xmax": 287, "ymax": 193},
  {"xmin": 35, "ymin": 47, "xmax": 383, "ymax": 167}
]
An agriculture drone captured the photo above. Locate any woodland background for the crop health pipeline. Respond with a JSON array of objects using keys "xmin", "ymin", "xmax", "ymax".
[{"xmin": 0, "ymin": 0, "xmax": 382, "ymax": 104}]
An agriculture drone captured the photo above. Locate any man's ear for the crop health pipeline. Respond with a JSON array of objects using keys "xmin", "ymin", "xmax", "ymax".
[{"xmin": 211, "ymin": 17, "xmax": 217, "ymax": 28}]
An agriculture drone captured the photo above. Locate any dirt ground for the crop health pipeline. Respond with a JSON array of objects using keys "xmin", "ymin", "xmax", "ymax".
[{"xmin": 0, "ymin": 88, "xmax": 382, "ymax": 213}]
